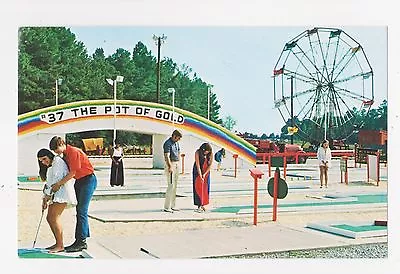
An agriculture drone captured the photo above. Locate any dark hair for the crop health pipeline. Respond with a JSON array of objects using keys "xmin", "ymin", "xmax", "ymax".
[
  {"xmin": 321, "ymin": 140, "xmax": 329, "ymax": 147},
  {"xmin": 220, "ymin": 148, "xmax": 226, "ymax": 156},
  {"xmin": 37, "ymin": 148, "xmax": 55, "ymax": 181},
  {"xmin": 49, "ymin": 136, "xmax": 65, "ymax": 151},
  {"xmin": 199, "ymin": 143, "xmax": 213, "ymax": 163},
  {"xmin": 172, "ymin": 130, "xmax": 182, "ymax": 138}
]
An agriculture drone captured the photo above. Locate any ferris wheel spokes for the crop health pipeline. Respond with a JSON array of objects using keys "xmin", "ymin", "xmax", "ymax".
[{"xmin": 272, "ymin": 27, "xmax": 374, "ymax": 141}]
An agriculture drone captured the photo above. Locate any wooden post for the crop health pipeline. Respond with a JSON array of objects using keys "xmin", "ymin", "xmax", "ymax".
[
  {"xmin": 180, "ymin": 153, "xmax": 185, "ymax": 174},
  {"xmin": 233, "ymin": 154, "xmax": 238, "ymax": 178}
]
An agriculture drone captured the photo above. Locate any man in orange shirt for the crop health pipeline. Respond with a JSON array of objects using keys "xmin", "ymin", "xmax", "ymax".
[{"xmin": 49, "ymin": 136, "xmax": 98, "ymax": 253}]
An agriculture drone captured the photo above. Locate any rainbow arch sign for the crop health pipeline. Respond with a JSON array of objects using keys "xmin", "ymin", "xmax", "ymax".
[{"xmin": 18, "ymin": 100, "xmax": 256, "ymax": 165}]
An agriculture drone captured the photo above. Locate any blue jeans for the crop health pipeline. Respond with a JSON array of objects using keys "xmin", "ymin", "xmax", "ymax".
[{"xmin": 74, "ymin": 174, "xmax": 97, "ymax": 241}]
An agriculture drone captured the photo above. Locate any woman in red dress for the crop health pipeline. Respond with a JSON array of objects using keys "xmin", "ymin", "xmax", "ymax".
[{"xmin": 192, "ymin": 143, "xmax": 213, "ymax": 212}]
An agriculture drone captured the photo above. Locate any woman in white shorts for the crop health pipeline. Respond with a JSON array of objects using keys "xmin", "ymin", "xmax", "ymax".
[{"xmin": 37, "ymin": 148, "xmax": 77, "ymax": 253}]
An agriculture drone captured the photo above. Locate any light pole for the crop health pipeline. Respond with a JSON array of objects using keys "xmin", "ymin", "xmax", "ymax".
[
  {"xmin": 153, "ymin": 34, "xmax": 167, "ymax": 103},
  {"xmin": 106, "ymin": 76, "xmax": 124, "ymax": 145},
  {"xmin": 55, "ymin": 78, "xmax": 63, "ymax": 105},
  {"xmin": 168, "ymin": 88, "xmax": 175, "ymax": 128}
]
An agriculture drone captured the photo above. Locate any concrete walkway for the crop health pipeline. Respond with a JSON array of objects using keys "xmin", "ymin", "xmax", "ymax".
[{"xmin": 18, "ymin": 158, "xmax": 388, "ymax": 259}]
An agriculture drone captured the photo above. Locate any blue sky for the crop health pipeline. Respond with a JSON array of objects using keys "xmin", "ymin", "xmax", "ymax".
[{"xmin": 70, "ymin": 26, "xmax": 387, "ymax": 135}]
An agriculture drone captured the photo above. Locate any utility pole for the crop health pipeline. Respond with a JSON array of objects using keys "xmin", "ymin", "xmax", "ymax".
[
  {"xmin": 153, "ymin": 34, "xmax": 167, "ymax": 103},
  {"xmin": 290, "ymin": 76, "xmax": 294, "ymax": 144},
  {"xmin": 207, "ymin": 85, "xmax": 211, "ymax": 120}
]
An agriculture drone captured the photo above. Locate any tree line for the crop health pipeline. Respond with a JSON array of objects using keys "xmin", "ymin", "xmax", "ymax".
[{"xmin": 18, "ymin": 27, "xmax": 225, "ymax": 147}]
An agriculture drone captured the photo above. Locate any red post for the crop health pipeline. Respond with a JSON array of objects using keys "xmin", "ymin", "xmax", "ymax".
[
  {"xmin": 253, "ymin": 176, "xmax": 258, "ymax": 225},
  {"xmin": 268, "ymin": 154, "xmax": 272, "ymax": 177},
  {"xmin": 283, "ymin": 156, "xmax": 287, "ymax": 179},
  {"xmin": 233, "ymin": 154, "xmax": 238, "ymax": 178},
  {"xmin": 180, "ymin": 154, "xmax": 185, "ymax": 174},
  {"xmin": 262, "ymin": 153, "xmax": 266, "ymax": 165},
  {"xmin": 272, "ymin": 168, "xmax": 279, "ymax": 221},
  {"xmin": 295, "ymin": 152, "xmax": 299, "ymax": 164},
  {"xmin": 249, "ymin": 168, "xmax": 264, "ymax": 226}
]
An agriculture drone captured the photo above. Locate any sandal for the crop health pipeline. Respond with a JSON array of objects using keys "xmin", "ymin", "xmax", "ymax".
[{"xmin": 45, "ymin": 243, "xmax": 57, "ymax": 250}]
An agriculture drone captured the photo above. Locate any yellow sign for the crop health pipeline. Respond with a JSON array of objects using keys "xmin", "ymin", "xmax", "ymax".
[{"xmin": 287, "ymin": 126, "xmax": 298, "ymax": 135}]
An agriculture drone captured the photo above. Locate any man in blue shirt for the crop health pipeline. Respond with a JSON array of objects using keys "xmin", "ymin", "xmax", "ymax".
[{"xmin": 163, "ymin": 130, "xmax": 182, "ymax": 212}]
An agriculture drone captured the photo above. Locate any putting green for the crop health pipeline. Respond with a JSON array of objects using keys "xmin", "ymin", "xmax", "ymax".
[
  {"xmin": 18, "ymin": 249, "xmax": 82, "ymax": 259},
  {"xmin": 211, "ymin": 194, "xmax": 387, "ymax": 213},
  {"xmin": 332, "ymin": 224, "xmax": 387, "ymax": 232}
]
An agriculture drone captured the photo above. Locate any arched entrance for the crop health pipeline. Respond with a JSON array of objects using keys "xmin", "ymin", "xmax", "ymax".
[{"xmin": 18, "ymin": 100, "xmax": 256, "ymax": 176}]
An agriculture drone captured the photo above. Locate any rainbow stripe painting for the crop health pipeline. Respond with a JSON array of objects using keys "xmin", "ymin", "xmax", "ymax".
[{"xmin": 18, "ymin": 100, "xmax": 256, "ymax": 165}]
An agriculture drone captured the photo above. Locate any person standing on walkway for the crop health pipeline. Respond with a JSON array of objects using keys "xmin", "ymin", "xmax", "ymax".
[
  {"xmin": 163, "ymin": 130, "xmax": 182, "ymax": 213},
  {"xmin": 193, "ymin": 143, "xmax": 213, "ymax": 212},
  {"xmin": 109, "ymin": 140, "xmax": 124, "ymax": 187},
  {"xmin": 317, "ymin": 139, "xmax": 332, "ymax": 188},
  {"xmin": 49, "ymin": 136, "xmax": 97, "ymax": 252},
  {"xmin": 37, "ymin": 148, "xmax": 77, "ymax": 253},
  {"xmin": 214, "ymin": 148, "xmax": 225, "ymax": 171}
]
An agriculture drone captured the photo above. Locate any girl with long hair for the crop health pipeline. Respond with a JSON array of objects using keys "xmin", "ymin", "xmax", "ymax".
[
  {"xmin": 37, "ymin": 148, "xmax": 77, "ymax": 253},
  {"xmin": 192, "ymin": 143, "xmax": 213, "ymax": 212}
]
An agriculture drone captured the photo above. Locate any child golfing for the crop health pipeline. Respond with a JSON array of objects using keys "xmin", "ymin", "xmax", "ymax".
[
  {"xmin": 37, "ymin": 148, "xmax": 77, "ymax": 253},
  {"xmin": 214, "ymin": 148, "xmax": 226, "ymax": 171}
]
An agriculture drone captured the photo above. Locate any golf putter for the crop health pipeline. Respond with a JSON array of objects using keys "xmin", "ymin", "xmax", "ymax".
[
  {"xmin": 32, "ymin": 210, "xmax": 44, "ymax": 248},
  {"xmin": 140, "ymin": 247, "xmax": 160, "ymax": 259}
]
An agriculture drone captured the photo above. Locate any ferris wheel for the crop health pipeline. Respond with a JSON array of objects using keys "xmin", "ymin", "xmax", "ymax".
[{"xmin": 272, "ymin": 27, "xmax": 374, "ymax": 144}]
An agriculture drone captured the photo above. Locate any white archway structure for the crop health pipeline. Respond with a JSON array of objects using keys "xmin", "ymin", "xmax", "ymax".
[{"xmin": 18, "ymin": 100, "xmax": 256, "ymax": 176}]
